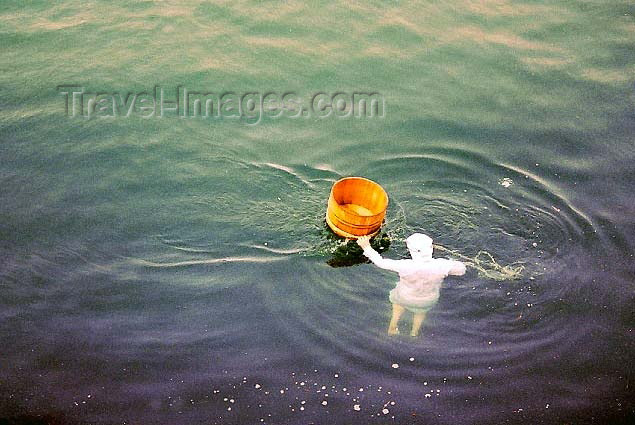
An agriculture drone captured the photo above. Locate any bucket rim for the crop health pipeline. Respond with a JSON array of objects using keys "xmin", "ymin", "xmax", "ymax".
[{"xmin": 330, "ymin": 176, "xmax": 389, "ymax": 210}]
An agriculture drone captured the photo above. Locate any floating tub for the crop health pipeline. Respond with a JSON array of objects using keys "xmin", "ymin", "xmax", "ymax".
[{"xmin": 325, "ymin": 177, "xmax": 388, "ymax": 238}]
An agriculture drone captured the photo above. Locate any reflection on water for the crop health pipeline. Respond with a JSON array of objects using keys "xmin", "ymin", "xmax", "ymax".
[{"xmin": 1, "ymin": 0, "xmax": 634, "ymax": 424}]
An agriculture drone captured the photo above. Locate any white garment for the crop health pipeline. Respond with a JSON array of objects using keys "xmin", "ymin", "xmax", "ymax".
[{"xmin": 362, "ymin": 233, "xmax": 466, "ymax": 308}]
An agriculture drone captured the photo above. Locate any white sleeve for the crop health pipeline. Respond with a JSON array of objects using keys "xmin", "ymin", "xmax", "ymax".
[
  {"xmin": 447, "ymin": 259, "xmax": 466, "ymax": 276},
  {"xmin": 362, "ymin": 245, "xmax": 404, "ymax": 273}
]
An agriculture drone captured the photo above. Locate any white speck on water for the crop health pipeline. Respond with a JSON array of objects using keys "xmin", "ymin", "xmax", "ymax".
[
  {"xmin": 359, "ymin": 388, "xmax": 364, "ymax": 392},
  {"xmin": 382, "ymin": 408, "xmax": 389, "ymax": 414},
  {"xmin": 409, "ymin": 357, "xmax": 415, "ymax": 362},
  {"xmin": 255, "ymin": 384, "xmax": 261, "ymax": 389},
  {"xmin": 425, "ymin": 394, "xmax": 431, "ymax": 398},
  {"xmin": 334, "ymin": 373, "xmax": 339, "ymax": 378},
  {"xmin": 424, "ymin": 382, "xmax": 428, "ymax": 385},
  {"xmin": 354, "ymin": 404, "xmax": 361, "ymax": 411},
  {"xmin": 280, "ymin": 390, "xmax": 284, "ymax": 394},
  {"xmin": 391, "ymin": 363, "xmax": 399, "ymax": 369},
  {"xmin": 322, "ymin": 400, "xmax": 328, "ymax": 406},
  {"xmin": 321, "ymin": 386, "xmax": 326, "ymax": 390},
  {"xmin": 230, "ymin": 399, "xmax": 235, "ymax": 403},
  {"xmin": 223, "ymin": 398, "xmax": 228, "ymax": 402},
  {"xmin": 498, "ymin": 177, "xmax": 513, "ymax": 188},
  {"xmin": 467, "ymin": 376, "xmax": 473, "ymax": 380}
]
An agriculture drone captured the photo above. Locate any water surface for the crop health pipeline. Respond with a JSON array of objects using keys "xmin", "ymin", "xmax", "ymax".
[{"xmin": 1, "ymin": 1, "xmax": 634, "ymax": 424}]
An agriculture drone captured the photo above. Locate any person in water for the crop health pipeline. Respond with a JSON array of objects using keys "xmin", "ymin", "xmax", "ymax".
[{"xmin": 357, "ymin": 233, "xmax": 466, "ymax": 337}]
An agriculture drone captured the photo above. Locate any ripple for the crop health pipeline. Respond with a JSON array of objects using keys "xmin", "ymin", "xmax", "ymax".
[
  {"xmin": 247, "ymin": 149, "xmax": 613, "ymax": 412},
  {"xmin": 128, "ymin": 255, "xmax": 285, "ymax": 268},
  {"xmin": 129, "ymin": 148, "xmax": 616, "ymax": 416}
]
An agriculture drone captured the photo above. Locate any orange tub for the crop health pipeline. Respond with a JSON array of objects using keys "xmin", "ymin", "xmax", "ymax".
[{"xmin": 325, "ymin": 177, "xmax": 389, "ymax": 238}]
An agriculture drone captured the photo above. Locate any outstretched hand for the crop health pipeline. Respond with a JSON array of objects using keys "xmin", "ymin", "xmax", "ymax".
[{"xmin": 356, "ymin": 235, "xmax": 371, "ymax": 250}]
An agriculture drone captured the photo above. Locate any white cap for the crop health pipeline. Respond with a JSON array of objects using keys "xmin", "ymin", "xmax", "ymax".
[{"xmin": 405, "ymin": 233, "xmax": 433, "ymax": 260}]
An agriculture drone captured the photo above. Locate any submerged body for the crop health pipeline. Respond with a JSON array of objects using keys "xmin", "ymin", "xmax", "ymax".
[{"xmin": 358, "ymin": 233, "xmax": 466, "ymax": 336}]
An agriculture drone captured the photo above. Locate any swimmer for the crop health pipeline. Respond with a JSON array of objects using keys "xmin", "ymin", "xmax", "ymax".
[{"xmin": 357, "ymin": 233, "xmax": 466, "ymax": 337}]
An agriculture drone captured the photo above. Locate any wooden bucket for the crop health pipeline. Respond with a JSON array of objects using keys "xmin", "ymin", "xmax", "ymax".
[{"xmin": 326, "ymin": 177, "xmax": 389, "ymax": 238}]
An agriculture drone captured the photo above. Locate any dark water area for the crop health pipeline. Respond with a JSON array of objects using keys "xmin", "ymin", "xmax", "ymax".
[{"xmin": 1, "ymin": 1, "xmax": 634, "ymax": 424}]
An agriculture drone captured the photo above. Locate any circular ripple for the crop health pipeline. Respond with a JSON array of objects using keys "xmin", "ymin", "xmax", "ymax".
[{"xmin": 247, "ymin": 149, "xmax": 607, "ymax": 409}]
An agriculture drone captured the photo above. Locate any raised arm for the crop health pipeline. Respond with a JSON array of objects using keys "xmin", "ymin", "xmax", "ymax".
[{"xmin": 356, "ymin": 236, "xmax": 404, "ymax": 273}]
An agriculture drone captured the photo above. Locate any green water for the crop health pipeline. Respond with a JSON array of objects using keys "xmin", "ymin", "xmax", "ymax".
[{"xmin": 1, "ymin": 1, "xmax": 634, "ymax": 424}]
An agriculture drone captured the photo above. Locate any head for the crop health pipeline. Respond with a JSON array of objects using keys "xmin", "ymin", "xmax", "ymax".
[{"xmin": 406, "ymin": 233, "xmax": 433, "ymax": 260}]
